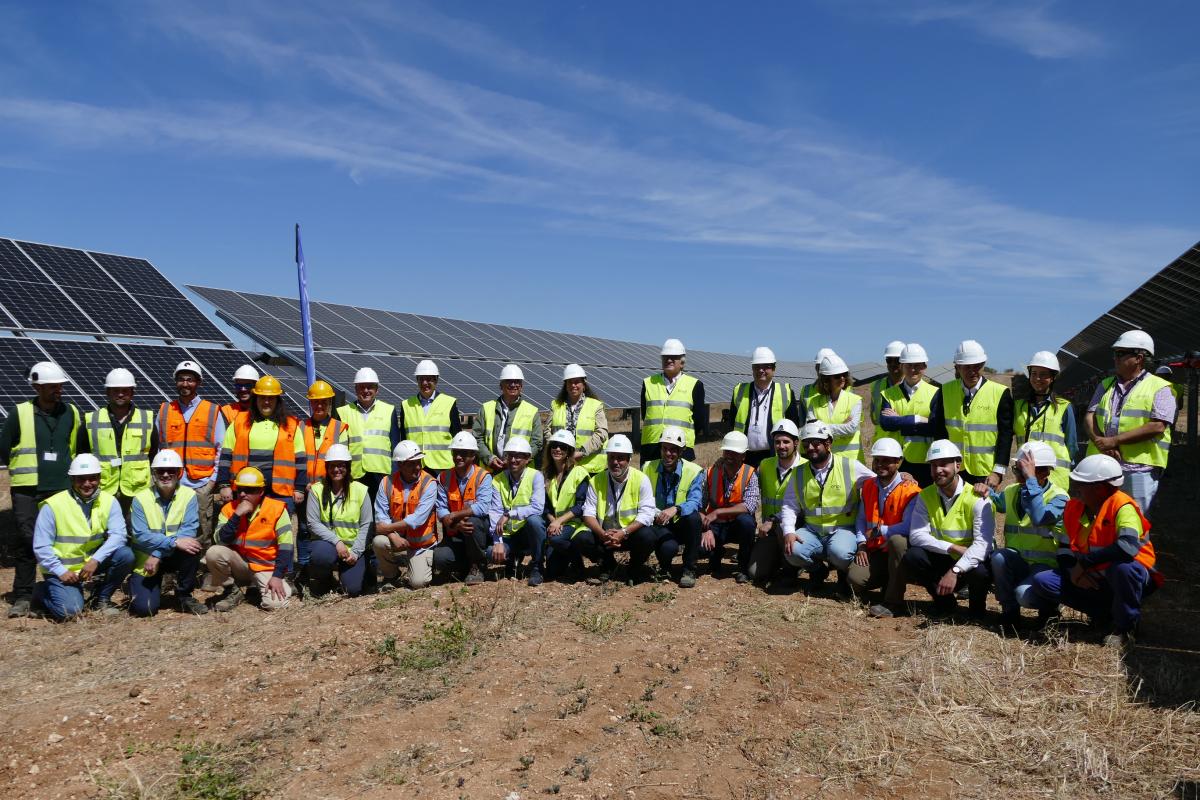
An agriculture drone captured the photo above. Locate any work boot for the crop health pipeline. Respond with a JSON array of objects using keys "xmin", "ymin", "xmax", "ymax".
[
  {"xmin": 998, "ymin": 610, "xmax": 1022, "ymax": 633},
  {"xmin": 868, "ymin": 603, "xmax": 907, "ymax": 619},
  {"xmin": 733, "ymin": 571, "xmax": 750, "ymax": 585},
  {"xmin": 678, "ymin": 570, "xmax": 697, "ymax": 589},
  {"xmin": 809, "ymin": 563, "xmax": 831, "ymax": 587},
  {"xmin": 835, "ymin": 571, "xmax": 852, "ymax": 598},
  {"xmin": 527, "ymin": 569, "xmax": 544, "ymax": 587},
  {"xmin": 213, "ymin": 586, "xmax": 245, "ymax": 613},
  {"xmin": 178, "ymin": 595, "xmax": 209, "ymax": 615},
  {"xmin": 97, "ymin": 600, "xmax": 123, "ymax": 618},
  {"xmin": 586, "ymin": 570, "xmax": 612, "ymax": 586},
  {"xmin": 6, "ymin": 599, "xmax": 32, "ymax": 619},
  {"xmin": 464, "ymin": 566, "xmax": 485, "ymax": 586},
  {"xmin": 930, "ymin": 594, "xmax": 957, "ymax": 617}
]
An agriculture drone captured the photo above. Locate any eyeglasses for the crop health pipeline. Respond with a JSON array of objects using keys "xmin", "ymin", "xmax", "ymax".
[{"xmin": 1113, "ymin": 349, "xmax": 1138, "ymax": 359}]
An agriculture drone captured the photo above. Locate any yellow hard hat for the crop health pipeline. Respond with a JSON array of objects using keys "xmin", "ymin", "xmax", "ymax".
[
  {"xmin": 307, "ymin": 379, "xmax": 335, "ymax": 400},
  {"xmin": 234, "ymin": 467, "xmax": 266, "ymax": 488},
  {"xmin": 253, "ymin": 375, "xmax": 283, "ymax": 396}
]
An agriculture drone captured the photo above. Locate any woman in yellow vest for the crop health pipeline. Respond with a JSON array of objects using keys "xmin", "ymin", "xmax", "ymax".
[
  {"xmin": 542, "ymin": 430, "xmax": 593, "ymax": 581},
  {"xmin": 1013, "ymin": 352, "xmax": 1077, "ymax": 491},
  {"xmin": 805, "ymin": 354, "xmax": 863, "ymax": 463},
  {"xmin": 217, "ymin": 375, "xmax": 301, "ymax": 514},
  {"xmin": 306, "ymin": 444, "xmax": 372, "ymax": 596},
  {"xmin": 550, "ymin": 364, "xmax": 609, "ymax": 474},
  {"xmin": 640, "ymin": 339, "xmax": 705, "ymax": 462},
  {"xmin": 293, "ymin": 379, "xmax": 349, "ymax": 583}
]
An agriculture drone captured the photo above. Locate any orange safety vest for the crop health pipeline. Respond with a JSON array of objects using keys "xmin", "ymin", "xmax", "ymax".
[
  {"xmin": 860, "ymin": 478, "xmax": 921, "ymax": 552},
  {"xmin": 706, "ymin": 463, "xmax": 755, "ymax": 511},
  {"xmin": 299, "ymin": 418, "xmax": 347, "ymax": 481},
  {"xmin": 222, "ymin": 496, "xmax": 288, "ymax": 572},
  {"xmin": 438, "ymin": 466, "xmax": 486, "ymax": 538},
  {"xmin": 157, "ymin": 399, "xmax": 220, "ymax": 482},
  {"xmin": 387, "ymin": 471, "xmax": 437, "ymax": 548},
  {"xmin": 220, "ymin": 402, "xmax": 250, "ymax": 425},
  {"xmin": 1063, "ymin": 491, "xmax": 1155, "ymax": 574},
  {"xmin": 230, "ymin": 414, "xmax": 300, "ymax": 496}
]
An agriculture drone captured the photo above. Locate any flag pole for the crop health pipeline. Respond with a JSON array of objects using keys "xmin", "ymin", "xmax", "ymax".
[{"xmin": 295, "ymin": 224, "xmax": 317, "ymax": 386}]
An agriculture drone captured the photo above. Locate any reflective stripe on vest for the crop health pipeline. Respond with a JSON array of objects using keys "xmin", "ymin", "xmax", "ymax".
[
  {"xmin": 758, "ymin": 456, "xmax": 804, "ymax": 520},
  {"xmin": 493, "ymin": 468, "xmax": 537, "ymax": 537},
  {"xmin": 87, "ymin": 407, "xmax": 153, "ymax": 497},
  {"xmin": 799, "ymin": 456, "xmax": 859, "ymax": 533},
  {"xmin": 403, "ymin": 393, "xmax": 456, "ymax": 471},
  {"xmin": 942, "ymin": 380, "xmax": 1007, "ymax": 476},
  {"xmin": 337, "ymin": 401, "xmax": 396, "ymax": 478},
  {"xmin": 706, "ymin": 462, "xmax": 754, "ymax": 511},
  {"xmin": 642, "ymin": 459, "xmax": 703, "ymax": 523},
  {"xmin": 919, "ymin": 483, "xmax": 976, "ymax": 547},
  {"xmin": 807, "ymin": 391, "xmax": 863, "ymax": 463},
  {"xmin": 230, "ymin": 415, "xmax": 299, "ymax": 496},
  {"xmin": 550, "ymin": 397, "xmax": 606, "ymax": 473},
  {"xmin": 860, "ymin": 477, "xmax": 920, "ymax": 552},
  {"xmin": 221, "ymin": 497, "xmax": 291, "ymax": 572},
  {"xmin": 42, "ymin": 489, "xmax": 116, "ymax": 573},
  {"xmin": 158, "ymin": 399, "xmax": 220, "ymax": 482},
  {"xmin": 10, "ymin": 401, "xmax": 82, "ymax": 488},
  {"xmin": 309, "ymin": 480, "xmax": 368, "ymax": 545},
  {"xmin": 1087, "ymin": 374, "xmax": 1171, "ymax": 468},
  {"xmin": 547, "ymin": 464, "xmax": 590, "ymax": 537},
  {"xmin": 591, "ymin": 467, "xmax": 645, "ymax": 529},
  {"xmin": 869, "ymin": 376, "xmax": 900, "ymax": 427},
  {"xmin": 731, "ymin": 382, "xmax": 793, "ymax": 438},
  {"xmin": 642, "ymin": 374, "xmax": 698, "ymax": 447},
  {"xmin": 1064, "ymin": 491, "xmax": 1155, "ymax": 573},
  {"xmin": 481, "ymin": 400, "xmax": 540, "ymax": 458},
  {"xmin": 999, "ymin": 482, "xmax": 1067, "ymax": 567},
  {"xmin": 879, "ymin": 381, "xmax": 938, "ymax": 463},
  {"xmin": 298, "ymin": 418, "xmax": 347, "ymax": 482},
  {"xmin": 387, "ymin": 471, "xmax": 437, "ymax": 548},
  {"xmin": 132, "ymin": 485, "xmax": 197, "ymax": 575},
  {"xmin": 1014, "ymin": 398, "xmax": 1073, "ymax": 490},
  {"xmin": 438, "ymin": 465, "xmax": 486, "ymax": 519}
]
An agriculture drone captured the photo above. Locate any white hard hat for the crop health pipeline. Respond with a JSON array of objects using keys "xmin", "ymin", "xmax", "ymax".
[
  {"xmin": 29, "ymin": 362, "xmax": 67, "ymax": 384},
  {"xmin": 721, "ymin": 431, "xmax": 749, "ymax": 454},
  {"xmin": 954, "ymin": 340, "xmax": 988, "ymax": 365},
  {"xmin": 813, "ymin": 347, "xmax": 836, "ymax": 366},
  {"xmin": 354, "ymin": 367, "xmax": 380, "ymax": 385},
  {"xmin": 392, "ymin": 440, "xmax": 425, "ymax": 462},
  {"xmin": 661, "ymin": 338, "xmax": 686, "ymax": 357},
  {"xmin": 926, "ymin": 439, "xmax": 962, "ymax": 461},
  {"xmin": 1015, "ymin": 441, "xmax": 1057, "ymax": 469},
  {"xmin": 67, "ymin": 453, "xmax": 103, "ymax": 476},
  {"xmin": 818, "ymin": 354, "xmax": 849, "ymax": 377},
  {"xmin": 1156, "ymin": 365, "xmax": 1173, "ymax": 377},
  {"xmin": 1112, "ymin": 330, "xmax": 1154, "ymax": 356},
  {"xmin": 605, "ymin": 434, "xmax": 634, "ymax": 455},
  {"xmin": 503, "ymin": 436, "xmax": 532, "ymax": 456},
  {"xmin": 658, "ymin": 426, "xmax": 687, "ymax": 448},
  {"xmin": 562, "ymin": 363, "xmax": 587, "ymax": 381},
  {"xmin": 800, "ymin": 421, "xmax": 832, "ymax": 441},
  {"xmin": 104, "ymin": 368, "xmax": 136, "ymax": 388},
  {"xmin": 899, "ymin": 343, "xmax": 928, "ymax": 364},
  {"xmin": 174, "ymin": 360, "xmax": 202, "ymax": 378},
  {"xmin": 324, "ymin": 443, "xmax": 353, "ymax": 463},
  {"xmin": 548, "ymin": 429, "xmax": 577, "ymax": 449},
  {"xmin": 1026, "ymin": 351, "xmax": 1061, "ymax": 372},
  {"xmin": 870, "ymin": 438, "xmax": 904, "ymax": 459},
  {"xmin": 150, "ymin": 450, "xmax": 184, "ymax": 470},
  {"xmin": 233, "ymin": 364, "xmax": 260, "ymax": 382},
  {"xmin": 751, "ymin": 346, "xmax": 777, "ymax": 365},
  {"xmin": 883, "ymin": 340, "xmax": 906, "ymax": 359},
  {"xmin": 450, "ymin": 431, "xmax": 478, "ymax": 451},
  {"xmin": 499, "ymin": 364, "xmax": 525, "ymax": 382},
  {"xmin": 414, "ymin": 359, "xmax": 439, "ymax": 377},
  {"xmin": 771, "ymin": 419, "xmax": 800, "ymax": 439},
  {"xmin": 1070, "ymin": 454, "xmax": 1124, "ymax": 486}
]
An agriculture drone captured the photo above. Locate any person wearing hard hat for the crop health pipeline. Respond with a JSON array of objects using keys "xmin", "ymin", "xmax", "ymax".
[
  {"xmin": 127, "ymin": 450, "xmax": 207, "ymax": 616},
  {"xmin": 900, "ymin": 439, "xmax": 994, "ymax": 618},
  {"xmin": 805, "ymin": 354, "xmax": 865, "ymax": 464},
  {"xmin": 1084, "ymin": 330, "xmax": 1175, "ymax": 514},
  {"xmin": 580, "ymin": 435, "xmax": 657, "ymax": 584},
  {"xmin": 541, "ymin": 429, "xmax": 594, "ymax": 582},
  {"xmin": 220, "ymin": 364, "xmax": 261, "ymax": 424},
  {"xmin": 208, "ymin": 467, "xmax": 294, "ymax": 611},
  {"xmin": 335, "ymin": 366, "xmax": 400, "ymax": 503},
  {"xmin": 852, "ymin": 438, "xmax": 920, "ymax": 618},
  {"xmin": 293, "ymin": 379, "xmax": 350, "ymax": 586},
  {"xmin": 868, "ymin": 341, "xmax": 907, "ymax": 428},
  {"xmin": 798, "ymin": 348, "xmax": 837, "ymax": 418},
  {"xmin": 780, "ymin": 422, "xmax": 874, "ymax": 593},
  {"xmin": 731, "ymin": 347, "xmax": 800, "ymax": 469},
  {"xmin": 987, "ymin": 442, "xmax": 1069, "ymax": 630},
  {"xmin": 878, "ymin": 343, "xmax": 939, "ymax": 487},
  {"xmin": 700, "ymin": 431, "xmax": 759, "ymax": 584},
  {"xmin": 306, "ymin": 444, "xmax": 373, "ymax": 597},
  {"xmin": 487, "ymin": 436, "xmax": 548, "ymax": 586},
  {"xmin": 373, "ymin": 440, "xmax": 439, "ymax": 589},
  {"xmin": 640, "ymin": 339, "xmax": 706, "ymax": 462},
  {"xmin": 1012, "ymin": 352, "xmax": 1076, "ymax": 492},
  {"xmin": 156, "ymin": 360, "xmax": 225, "ymax": 549},
  {"xmin": 432, "ymin": 431, "xmax": 495, "ymax": 585},
  {"xmin": 86, "ymin": 367, "xmax": 156, "ymax": 522},
  {"xmin": 549, "ymin": 364, "xmax": 609, "ymax": 475},
  {"xmin": 1, "ymin": 361, "xmax": 89, "ymax": 618},
  {"xmin": 746, "ymin": 420, "xmax": 807, "ymax": 586},
  {"xmin": 1027, "ymin": 454, "xmax": 1159, "ymax": 648},
  {"xmin": 1154, "ymin": 365, "xmax": 1183, "ymax": 439},
  {"xmin": 638, "ymin": 426, "xmax": 706, "ymax": 587},
  {"xmin": 398, "ymin": 360, "xmax": 462, "ymax": 477},
  {"xmin": 30, "ymin": 454, "xmax": 133, "ymax": 620},
  {"xmin": 473, "ymin": 364, "xmax": 544, "ymax": 472}
]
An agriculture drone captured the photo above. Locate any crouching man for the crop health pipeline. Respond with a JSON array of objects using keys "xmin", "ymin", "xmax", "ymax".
[
  {"xmin": 208, "ymin": 467, "xmax": 294, "ymax": 611},
  {"xmin": 129, "ymin": 450, "xmax": 207, "ymax": 616}
]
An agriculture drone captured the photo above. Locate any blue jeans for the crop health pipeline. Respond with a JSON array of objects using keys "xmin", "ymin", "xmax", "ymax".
[
  {"xmin": 129, "ymin": 549, "xmax": 203, "ymax": 617},
  {"xmin": 783, "ymin": 528, "xmax": 857, "ymax": 572},
  {"xmin": 309, "ymin": 539, "xmax": 370, "ymax": 596},
  {"xmin": 294, "ymin": 497, "xmax": 311, "ymax": 567},
  {"xmin": 989, "ymin": 548, "xmax": 1052, "ymax": 614},
  {"xmin": 1029, "ymin": 560, "xmax": 1152, "ymax": 634},
  {"xmin": 34, "ymin": 546, "xmax": 134, "ymax": 621},
  {"xmin": 502, "ymin": 515, "xmax": 547, "ymax": 572}
]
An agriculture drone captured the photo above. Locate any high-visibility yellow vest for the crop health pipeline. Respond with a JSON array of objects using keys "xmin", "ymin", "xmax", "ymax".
[
  {"xmin": 1014, "ymin": 398, "xmax": 1073, "ymax": 490},
  {"xmin": 642, "ymin": 374, "xmax": 698, "ymax": 447},
  {"xmin": 999, "ymin": 481, "xmax": 1067, "ymax": 568},
  {"xmin": 807, "ymin": 391, "xmax": 863, "ymax": 463},
  {"xmin": 797, "ymin": 455, "xmax": 860, "ymax": 534},
  {"xmin": 309, "ymin": 480, "xmax": 368, "ymax": 545},
  {"xmin": 494, "ymin": 468, "xmax": 537, "ymax": 537},
  {"xmin": 546, "ymin": 464, "xmax": 591, "ymax": 538},
  {"xmin": 731, "ymin": 382, "xmax": 794, "ymax": 439},
  {"xmin": 590, "ymin": 467, "xmax": 646, "ymax": 529},
  {"xmin": 402, "ymin": 393, "xmax": 457, "ymax": 471},
  {"xmin": 642, "ymin": 459, "xmax": 703, "ymax": 522},
  {"xmin": 480, "ymin": 400, "xmax": 540, "ymax": 455},
  {"xmin": 86, "ymin": 407, "xmax": 153, "ymax": 497},
  {"xmin": 9, "ymin": 401, "xmax": 81, "ymax": 488},
  {"xmin": 131, "ymin": 485, "xmax": 197, "ymax": 576},
  {"xmin": 869, "ymin": 377, "xmax": 901, "ymax": 427},
  {"xmin": 42, "ymin": 489, "xmax": 117, "ymax": 575},
  {"xmin": 337, "ymin": 401, "xmax": 395, "ymax": 478},
  {"xmin": 550, "ymin": 397, "xmax": 606, "ymax": 473},
  {"xmin": 942, "ymin": 379, "xmax": 1007, "ymax": 476},
  {"xmin": 758, "ymin": 455, "xmax": 805, "ymax": 520},
  {"xmin": 918, "ymin": 484, "xmax": 977, "ymax": 547},
  {"xmin": 1086, "ymin": 373, "xmax": 1171, "ymax": 468},
  {"xmin": 879, "ymin": 381, "xmax": 938, "ymax": 463}
]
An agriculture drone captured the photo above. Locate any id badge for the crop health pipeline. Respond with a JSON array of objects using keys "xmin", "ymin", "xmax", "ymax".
[
  {"xmin": 43, "ymin": 452, "xmax": 58, "ymax": 462},
  {"xmin": 110, "ymin": 458, "xmax": 123, "ymax": 468}
]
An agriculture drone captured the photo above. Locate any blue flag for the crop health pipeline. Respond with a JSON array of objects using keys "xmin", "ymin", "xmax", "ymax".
[{"xmin": 295, "ymin": 224, "xmax": 317, "ymax": 386}]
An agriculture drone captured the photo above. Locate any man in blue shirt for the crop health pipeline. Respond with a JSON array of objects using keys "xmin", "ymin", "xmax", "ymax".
[
  {"xmin": 128, "ymin": 450, "xmax": 207, "ymax": 616},
  {"xmin": 634, "ymin": 427, "xmax": 705, "ymax": 588}
]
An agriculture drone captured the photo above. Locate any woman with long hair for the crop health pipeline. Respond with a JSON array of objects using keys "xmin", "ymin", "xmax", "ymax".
[
  {"xmin": 1014, "ymin": 352, "xmax": 1077, "ymax": 491},
  {"xmin": 542, "ymin": 429, "xmax": 593, "ymax": 581},
  {"xmin": 305, "ymin": 444, "xmax": 372, "ymax": 596},
  {"xmin": 549, "ymin": 364, "xmax": 608, "ymax": 474}
]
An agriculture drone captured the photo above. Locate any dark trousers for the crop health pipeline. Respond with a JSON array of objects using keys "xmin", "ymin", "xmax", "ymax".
[
  {"xmin": 901, "ymin": 546, "xmax": 991, "ymax": 614},
  {"xmin": 129, "ymin": 549, "xmax": 203, "ymax": 616},
  {"xmin": 308, "ymin": 539, "xmax": 371, "ymax": 596},
  {"xmin": 637, "ymin": 512, "xmax": 702, "ymax": 573},
  {"xmin": 432, "ymin": 515, "xmax": 491, "ymax": 577},
  {"xmin": 901, "ymin": 460, "xmax": 932, "ymax": 488},
  {"xmin": 575, "ymin": 528, "xmax": 653, "ymax": 570},
  {"xmin": 1028, "ymin": 561, "xmax": 1153, "ymax": 634},
  {"xmin": 359, "ymin": 472, "xmax": 385, "ymax": 505},
  {"xmin": 501, "ymin": 515, "xmax": 548, "ymax": 571},
  {"xmin": 705, "ymin": 512, "xmax": 757, "ymax": 572},
  {"xmin": 639, "ymin": 444, "xmax": 696, "ymax": 464},
  {"xmin": 9, "ymin": 487, "xmax": 54, "ymax": 602},
  {"xmin": 745, "ymin": 450, "xmax": 771, "ymax": 469}
]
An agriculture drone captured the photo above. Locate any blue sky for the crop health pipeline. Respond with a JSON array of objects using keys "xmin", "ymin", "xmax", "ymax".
[{"xmin": 1, "ymin": 0, "xmax": 1196, "ymax": 370}]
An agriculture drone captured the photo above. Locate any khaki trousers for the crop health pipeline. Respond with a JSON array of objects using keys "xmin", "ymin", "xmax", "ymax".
[
  {"xmin": 205, "ymin": 544, "xmax": 293, "ymax": 610},
  {"xmin": 373, "ymin": 536, "xmax": 434, "ymax": 589}
]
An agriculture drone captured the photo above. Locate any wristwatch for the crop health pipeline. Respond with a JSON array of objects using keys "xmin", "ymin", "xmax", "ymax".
[{"xmin": 951, "ymin": 566, "xmax": 963, "ymax": 575}]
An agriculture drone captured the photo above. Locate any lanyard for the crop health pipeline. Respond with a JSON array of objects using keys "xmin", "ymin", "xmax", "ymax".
[
  {"xmin": 962, "ymin": 378, "xmax": 984, "ymax": 413},
  {"xmin": 720, "ymin": 467, "xmax": 739, "ymax": 505},
  {"xmin": 749, "ymin": 384, "xmax": 772, "ymax": 428},
  {"xmin": 1112, "ymin": 372, "xmax": 1147, "ymax": 419},
  {"xmin": 608, "ymin": 475, "xmax": 628, "ymax": 510}
]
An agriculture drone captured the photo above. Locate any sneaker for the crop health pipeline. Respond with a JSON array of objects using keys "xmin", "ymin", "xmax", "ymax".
[
  {"xmin": 464, "ymin": 567, "xmax": 485, "ymax": 586},
  {"xmin": 213, "ymin": 586, "xmax": 245, "ymax": 613},
  {"xmin": 733, "ymin": 571, "xmax": 749, "ymax": 585},
  {"xmin": 1104, "ymin": 632, "xmax": 1134, "ymax": 651},
  {"xmin": 98, "ymin": 600, "xmax": 122, "ymax": 618},
  {"xmin": 178, "ymin": 595, "xmax": 209, "ymax": 616},
  {"xmin": 586, "ymin": 571, "xmax": 612, "ymax": 586},
  {"xmin": 527, "ymin": 569, "xmax": 543, "ymax": 587},
  {"xmin": 679, "ymin": 570, "xmax": 697, "ymax": 589},
  {"xmin": 868, "ymin": 603, "xmax": 895, "ymax": 619},
  {"xmin": 6, "ymin": 599, "xmax": 32, "ymax": 619}
]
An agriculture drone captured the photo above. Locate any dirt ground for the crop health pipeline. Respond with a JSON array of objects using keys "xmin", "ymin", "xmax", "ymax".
[{"xmin": 1, "ymin": 384, "xmax": 1198, "ymax": 800}]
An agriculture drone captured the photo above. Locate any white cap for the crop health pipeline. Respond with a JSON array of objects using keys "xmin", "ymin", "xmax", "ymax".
[
  {"xmin": 450, "ymin": 431, "xmax": 478, "ymax": 451},
  {"xmin": 1070, "ymin": 454, "xmax": 1125, "ymax": 486},
  {"xmin": 926, "ymin": 439, "xmax": 962, "ymax": 461},
  {"xmin": 324, "ymin": 443, "xmax": 353, "ymax": 463},
  {"xmin": 751, "ymin": 346, "xmax": 776, "ymax": 365},
  {"xmin": 499, "ymin": 364, "xmax": 525, "ymax": 382},
  {"xmin": 150, "ymin": 450, "xmax": 183, "ymax": 470},
  {"xmin": 884, "ymin": 340, "xmax": 906, "ymax": 359},
  {"xmin": 771, "ymin": 419, "xmax": 800, "ymax": 439},
  {"xmin": 800, "ymin": 421, "xmax": 832, "ymax": 441},
  {"xmin": 233, "ymin": 364, "xmax": 260, "ymax": 382},
  {"xmin": 503, "ymin": 436, "xmax": 532, "ymax": 456},
  {"xmin": 68, "ymin": 453, "xmax": 103, "ymax": 476},
  {"xmin": 104, "ymin": 368, "xmax": 136, "ymax": 388},
  {"xmin": 813, "ymin": 347, "xmax": 836, "ymax": 366},
  {"xmin": 899, "ymin": 343, "xmax": 928, "ymax": 364},
  {"xmin": 954, "ymin": 340, "xmax": 987, "ymax": 365},
  {"xmin": 1015, "ymin": 441, "xmax": 1057, "ymax": 469},
  {"xmin": 1026, "ymin": 351, "xmax": 1061, "ymax": 372},
  {"xmin": 562, "ymin": 363, "xmax": 587, "ymax": 381},
  {"xmin": 354, "ymin": 367, "xmax": 380, "ymax": 385},
  {"xmin": 605, "ymin": 434, "xmax": 634, "ymax": 455},
  {"xmin": 661, "ymin": 338, "xmax": 686, "ymax": 357},
  {"xmin": 414, "ymin": 360, "xmax": 439, "ymax": 377},
  {"xmin": 548, "ymin": 429, "xmax": 577, "ymax": 449},
  {"xmin": 721, "ymin": 431, "xmax": 749, "ymax": 454},
  {"xmin": 658, "ymin": 426, "xmax": 687, "ymax": 448},
  {"xmin": 1113, "ymin": 330, "xmax": 1154, "ymax": 355},
  {"xmin": 29, "ymin": 362, "xmax": 67, "ymax": 384},
  {"xmin": 392, "ymin": 440, "xmax": 425, "ymax": 462},
  {"xmin": 870, "ymin": 438, "xmax": 903, "ymax": 459},
  {"xmin": 174, "ymin": 360, "xmax": 202, "ymax": 378},
  {"xmin": 818, "ymin": 354, "xmax": 849, "ymax": 377}
]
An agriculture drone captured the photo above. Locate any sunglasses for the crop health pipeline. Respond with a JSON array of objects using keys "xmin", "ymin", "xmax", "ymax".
[
  {"xmin": 153, "ymin": 469, "xmax": 180, "ymax": 477},
  {"xmin": 1113, "ymin": 349, "xmax": 1138, "ymax": 359}
]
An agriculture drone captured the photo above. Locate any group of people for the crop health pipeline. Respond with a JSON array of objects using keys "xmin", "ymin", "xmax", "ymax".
[{"xmin": 1, "ymin": 330, "xmax": 1173, "ymax": 646}]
